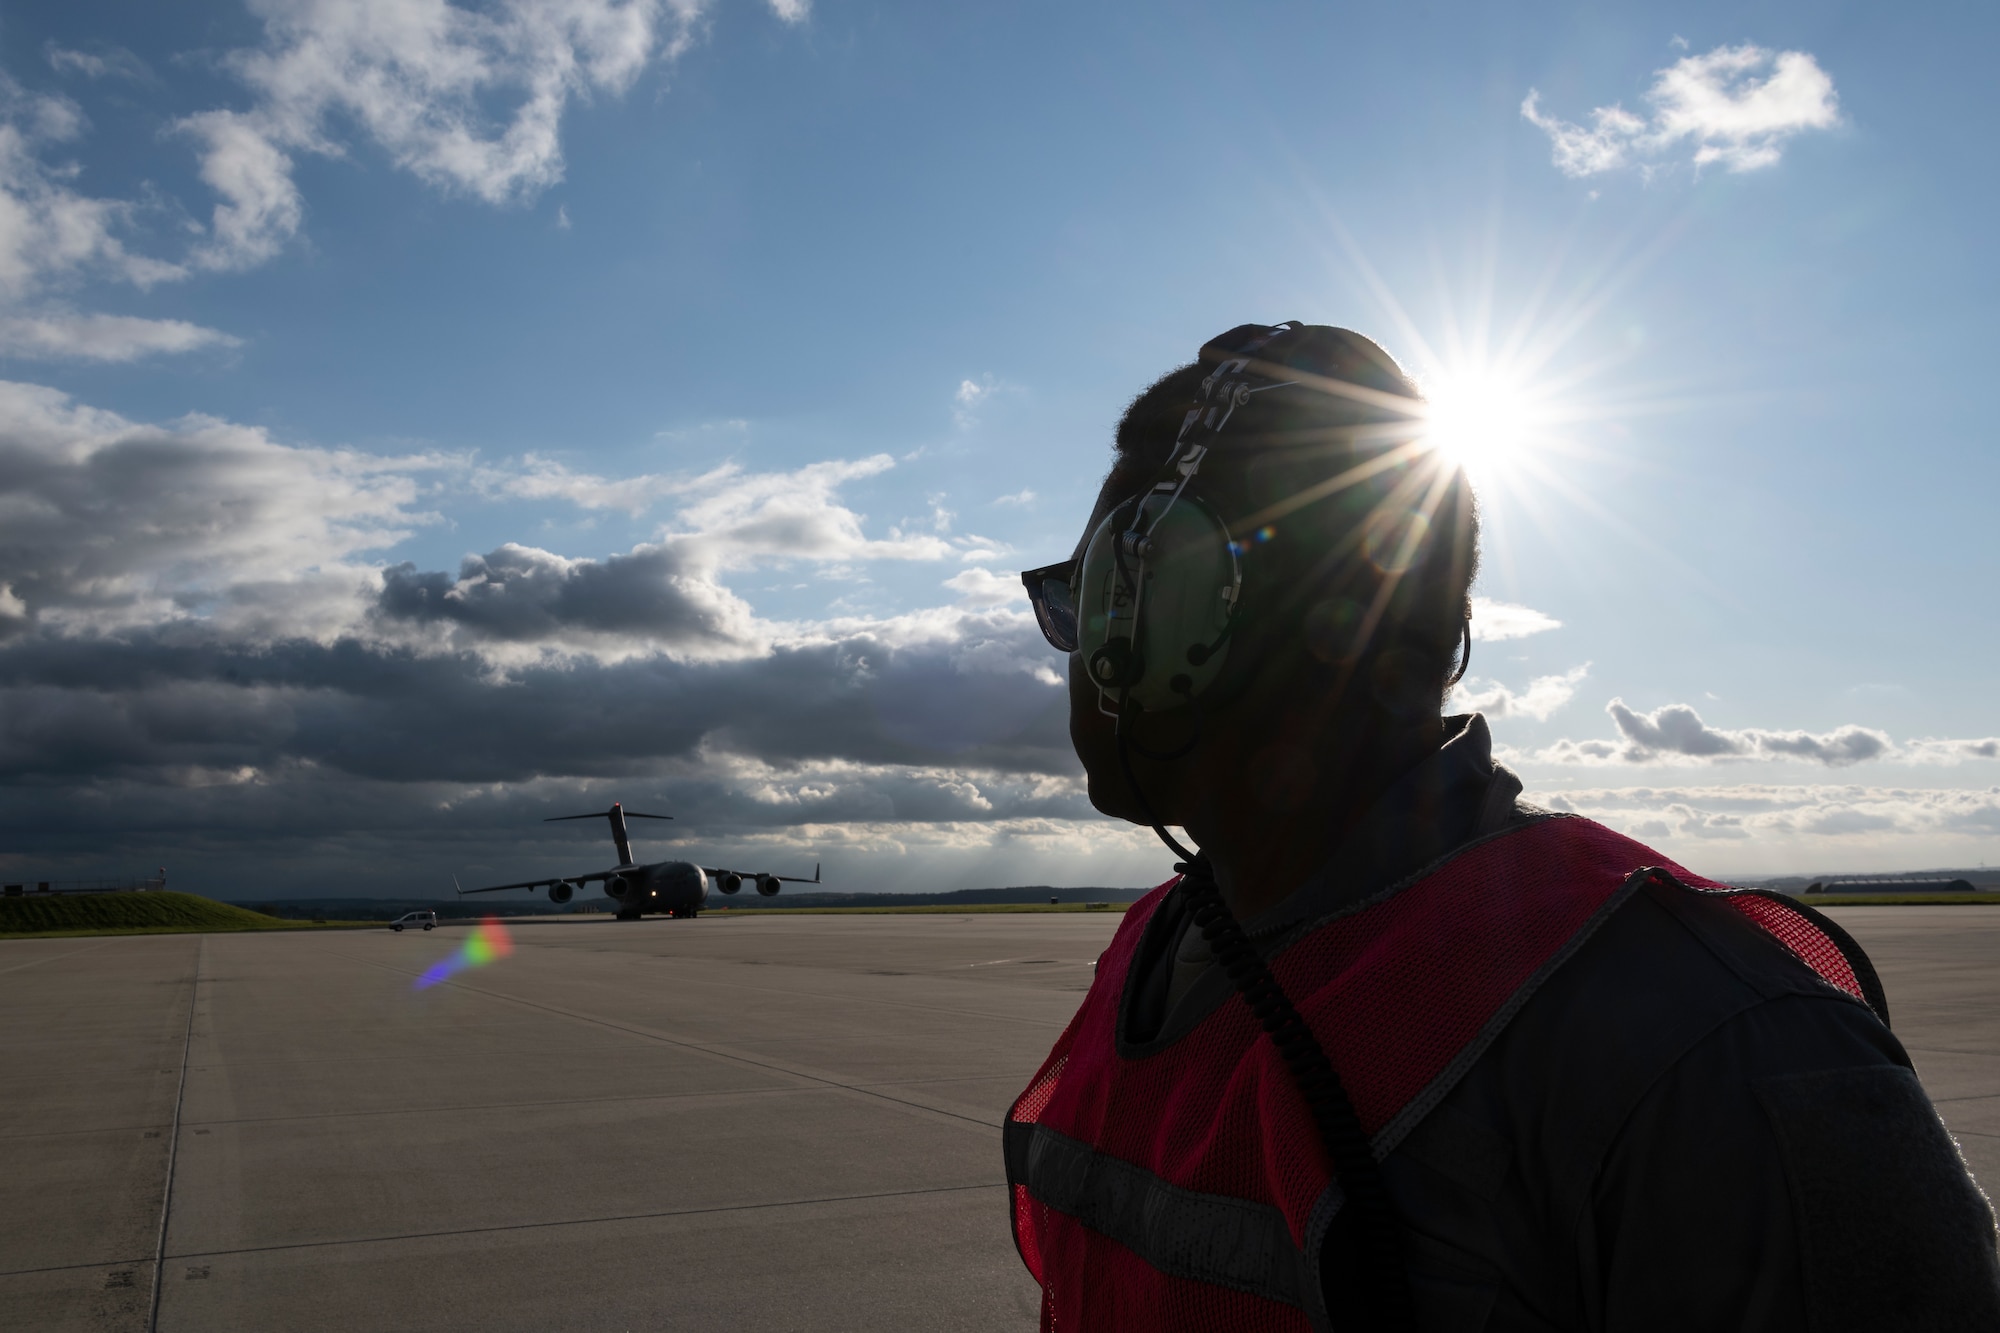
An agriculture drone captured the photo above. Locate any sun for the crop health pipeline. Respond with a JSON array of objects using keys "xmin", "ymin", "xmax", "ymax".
[{"xmin": 1420, "ymin": 367, "xmax": 1541, "ymax": 480}]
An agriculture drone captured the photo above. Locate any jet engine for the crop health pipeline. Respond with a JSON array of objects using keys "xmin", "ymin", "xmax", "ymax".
[
  {"xmin": 718, "ymin": 873, "xmax": 742, "ymax": 895},
  {"xmin": 756, "ymin": 874, "xmax": 781, "ymax": 897},
  {"xmin": 607, "ymin": 875, "xmax": 629, "ymax": 899},
  {"xmin": 547, "ymin": 880, "xmax": 576, "ymax": 905}
]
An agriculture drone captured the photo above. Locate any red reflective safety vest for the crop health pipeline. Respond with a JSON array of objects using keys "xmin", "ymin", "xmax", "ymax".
[{"xmin": 1004, "ymin": 814, "xmax": 1884, "ymax": 1331}]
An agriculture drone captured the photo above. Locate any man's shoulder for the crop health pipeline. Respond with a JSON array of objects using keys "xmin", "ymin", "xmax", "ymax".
[
  {"xmin": 1444, "ymin": 873, "xmax": 1901, "ymax": 1178},
  {"xmin": 1509, "ymin": 872, "xmax": 1887, "ymax": 1085}
]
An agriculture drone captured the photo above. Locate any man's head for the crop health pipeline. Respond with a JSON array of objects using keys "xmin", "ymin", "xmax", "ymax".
[{"xmin": 1052, "ymin": 322, "xmax": 1479, "ymax": 829}]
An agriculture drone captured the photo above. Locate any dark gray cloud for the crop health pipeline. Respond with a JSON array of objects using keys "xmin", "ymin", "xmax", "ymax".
[
  {"xmin": 0, "ymin": 615, "xmax": 1072, "ymax": 786},
  {"xmin": 0, "ymin": 614, "xmax": 1095, "ymax": 897},
  {"xmin": 1606, "ymin": 700, "xmax": 1749, "ymax": 758},
  {"xmin": 376, "ymin": 543, "xmax": 750, "ymax": 649}
]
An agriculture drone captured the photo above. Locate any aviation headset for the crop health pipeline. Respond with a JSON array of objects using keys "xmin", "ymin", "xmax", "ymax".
[{"xmin": 1073, "ymin": 321, "xmax": 1471, "ymax": 735}]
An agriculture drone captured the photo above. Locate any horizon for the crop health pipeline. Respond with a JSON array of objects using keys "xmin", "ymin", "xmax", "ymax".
[
  {"xmin": 17, "ymin": 861, "xmax": 1999, "ymax": 905},
  {"xmin": 1, "ymin": 1, "xmax": 1995, "ymax": 898}
]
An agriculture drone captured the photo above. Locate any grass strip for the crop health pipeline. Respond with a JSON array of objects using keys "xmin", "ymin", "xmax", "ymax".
[{"xmin": 0, "ymin": 891, "xmax": 389, "ymax": 939}]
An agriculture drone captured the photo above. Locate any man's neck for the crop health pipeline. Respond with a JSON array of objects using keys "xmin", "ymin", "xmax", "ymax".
[{"xmin": 1181, "ymin": 712, "xmax": 1443, "ymax": 921}]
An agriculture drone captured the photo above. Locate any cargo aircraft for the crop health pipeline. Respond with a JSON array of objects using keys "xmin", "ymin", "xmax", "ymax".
[{"xmin": 455, "ymin": 803, "xmax": 819, "ymax": 920}]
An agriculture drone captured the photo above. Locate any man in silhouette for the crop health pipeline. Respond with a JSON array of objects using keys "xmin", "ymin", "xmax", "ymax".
[{"xmin": 1006, "ymin": 322, "xmax": 2000, "ymax": 1331}]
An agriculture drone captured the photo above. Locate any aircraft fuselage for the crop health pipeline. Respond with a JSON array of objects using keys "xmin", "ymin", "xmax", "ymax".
[{"xmin": 607, "ymin": 859, "xmax": 707, "ymax": 919}]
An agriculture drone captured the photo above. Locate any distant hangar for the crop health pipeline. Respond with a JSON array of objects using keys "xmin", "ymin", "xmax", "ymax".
[{"xmin": 1806, "ymin": 877, "xmax": 1978, "ymax": 894}]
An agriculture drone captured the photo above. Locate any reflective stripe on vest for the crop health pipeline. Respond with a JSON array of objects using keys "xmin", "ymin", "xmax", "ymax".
[
  {"xmin": 1004, "ymin": 814, "xmax": 1885, "ymax": 1332},
  {"xmin": 1005, "ymin": 1119, "xmax": 1317, "ymax": 1309}
]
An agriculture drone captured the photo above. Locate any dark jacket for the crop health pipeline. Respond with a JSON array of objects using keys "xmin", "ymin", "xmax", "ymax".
[{"xmin": 1122, "ymin": 715, "xmax": 2000, "ymax": 1331}]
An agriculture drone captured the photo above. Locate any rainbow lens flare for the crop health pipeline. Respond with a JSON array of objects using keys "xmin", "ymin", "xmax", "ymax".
[{"xmin": 414, "ymin": 918, "xmax": 514, "ymax": 989}]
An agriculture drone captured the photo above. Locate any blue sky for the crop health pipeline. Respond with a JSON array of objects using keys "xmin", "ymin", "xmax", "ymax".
[{"xmin": 0, "ymin": 0, "xmax": 1995, "ymax": 897}]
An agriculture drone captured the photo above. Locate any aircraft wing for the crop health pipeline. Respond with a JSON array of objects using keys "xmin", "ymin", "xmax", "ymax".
[
  {"xmin": 455, "ymin": 869, "xmax": 624, "ymax": 896},
  {"xmin": 701, "ymin": 863, "xmax": 821, "ymax": 884}
]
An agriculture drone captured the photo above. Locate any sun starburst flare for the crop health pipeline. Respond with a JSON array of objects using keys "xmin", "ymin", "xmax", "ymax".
[{"xmin": 1419, "ymin": 368, "xmax": 1545, "ymax": 482}]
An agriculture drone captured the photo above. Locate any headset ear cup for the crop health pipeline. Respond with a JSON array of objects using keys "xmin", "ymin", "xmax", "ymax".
[
  {"xmin": 1088, "ymin": 639, "xmax": 1144, "ymax": 689},
  {"xmin": 1076, "ymin": 493, "xmax": 1240, "ymax": 712}
]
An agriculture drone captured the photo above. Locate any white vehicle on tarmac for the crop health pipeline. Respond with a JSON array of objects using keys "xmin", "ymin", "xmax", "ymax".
[{"xmin": 391, "ymin": 911, "xmax": 437, "ymax": 932}]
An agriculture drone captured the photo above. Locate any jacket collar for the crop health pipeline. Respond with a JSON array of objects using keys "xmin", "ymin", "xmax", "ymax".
[{"xmin": 1241, "ymin": 713, "xmax": 1524, "ymax": 940}]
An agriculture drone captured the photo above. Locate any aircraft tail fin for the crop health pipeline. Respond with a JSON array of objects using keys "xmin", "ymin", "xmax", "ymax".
[{"xmin": 544, "ymin": 803, "xmax": 671, "ymax": 869}]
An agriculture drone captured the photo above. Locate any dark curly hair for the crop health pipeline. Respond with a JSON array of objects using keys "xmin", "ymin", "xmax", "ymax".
[{"xmin": 1106, "ymin": 324, "xmax": 1478, "ymax": 702}]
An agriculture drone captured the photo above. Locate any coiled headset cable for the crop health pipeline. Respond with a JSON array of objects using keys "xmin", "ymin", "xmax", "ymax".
[{"xmin": 1114, "ymin": 733, "xmax": 1415, "ymax": 1331}]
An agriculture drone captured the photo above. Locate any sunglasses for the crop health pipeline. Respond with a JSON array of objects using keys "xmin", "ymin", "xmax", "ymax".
[{"xmin": 1020, "ymin": 559, "xmax": 1080, "ymax": 654}]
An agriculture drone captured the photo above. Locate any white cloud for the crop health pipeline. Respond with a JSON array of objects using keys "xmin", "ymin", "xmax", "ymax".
[
  {"xmin": 1452, "ymin": 663, "xmax": 1588, "ymax": 721},
  {"xmin": 944, "ymin": 567, "xmax": 1018, "ymax": 609},
  {"xmin": 482, "ymin": 453, "xmax": 1001, "ymax": 579},
  {"xmin": 0, "ymin": 378, "xmax": 441, "ymax": 640},
  {"xmin": 478, "ymin": 453, "xmax": 713, "ymax": 514},
  {"xmin": 993, "ymin": 488, "xmax": 1037, "ymax": 508},
  {"xmin": 1520, "ymin": 93, "xmax": 1647, "ymax": 177},
  {"xmin": 0, "ymin": 311, "xmax": 239, "ymax": 361},
  {"xmin": 1523, "ymin": 699, "xmax": 1999, "ymax": 770},
  {"xmin": 0, "ymin": 78, "xmax": 186, "ymax": 300},
  {"xmin": 1522, "ymin": 44, "xmax": 1839, "ymax": 179},
  {"xmin": 954, "ymin": 537, "xmax": 1010, "ymax": 563},
  {"xmin": 1533, "ymin": 783, "xmax": 2000, "ymax": 852},
  {"xmin": 1651, "ymin": 45, "xmax": 1839, "ymax": 171},
  {"xmin": 954, "ymin": 374, "xmax": 1001, "ymax": 428},
  {"xmin": 0, "ymin": 77, "xmax": 245, "ymax": 361},
  {"xmin": 179, "ymin": 110, "xmax": 305, "ymax": 273},
  {"xmin": 0, "ymin": 373, "xmax": 1002, "ymax": 661},
  {"xmin": 179, "ymin": 0, "xmax": 706, "ymax": 270},
  {"xmin": 765, "ymin": 0, "xmax": 811, "ymax": 20},
  {"xmin": 44, "ymin": 45, "xmax": 153, "ymax": 84},
  {"xmin": 1902, "ymin": 737, "xmax": 2000, "ymax": 765},
  {"xmin": 1469, "ymin": 596, "xmax": 1560, "ymax": 641},
  {"xmin": 668, "ymin": 454, "xmax": 955, "ymax": 568}
]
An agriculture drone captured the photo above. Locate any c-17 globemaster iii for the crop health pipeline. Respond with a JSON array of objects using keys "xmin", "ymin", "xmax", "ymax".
[{"xmin": 455, "ymin": 803, "xmax": 818, "ymax": 919}]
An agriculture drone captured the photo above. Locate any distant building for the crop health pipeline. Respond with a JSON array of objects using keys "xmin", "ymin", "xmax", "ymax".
[
  {"xmin": 1806, "ymin": 878, "xmax": 1977, "ymax": 894},
  {"xmin": 2, "ymin": 874, "xmax": 168, "ymax": 896}
]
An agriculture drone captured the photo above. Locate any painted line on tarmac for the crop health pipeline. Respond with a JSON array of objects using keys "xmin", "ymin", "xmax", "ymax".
[
  {"xmin": 496, "ymin": 951, "xmax": 1093, "ymax": 1030},
  {"xmin": 480, "ymin": 925, "xmax": 1101, "ymax": 1028},
  {"xmin": 0, "ymin": 938, "xmax": 113, "ymax": 976},
  {"xmin": 324, "ymin": 945, "xmax": 1008, "ymax": 1133},
  {"xmin": 0, "ymin": 1254, "xmax": 158, "ymax": 1279},
  {"xmin": 160, "ymin": 1181, "xmax": 1007, "ymax": 1262},
  {"xmin": 0, "ymin": 1121, "xmax": 190, "ymax": 1144},
  {"xmin": 178, "ymin": 1083, "xmax": 824, "ymax": 1129},
  {"xmin": 174, "ymin": 1072, "xmax": 1018, "ymax": 1133},
  {"xmin": 147, "ymin": 935, "xmax": 202, "ymax": 1333}
]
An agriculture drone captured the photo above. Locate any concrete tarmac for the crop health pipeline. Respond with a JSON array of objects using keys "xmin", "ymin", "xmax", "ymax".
[{"xmin": 1, "ymin": 905, "xmax": 1995, "ymax": 1331}]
